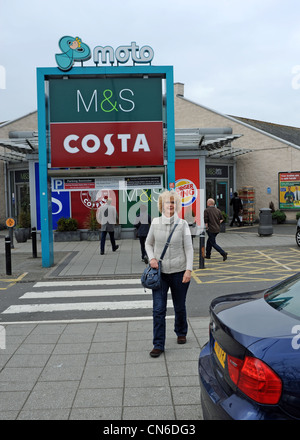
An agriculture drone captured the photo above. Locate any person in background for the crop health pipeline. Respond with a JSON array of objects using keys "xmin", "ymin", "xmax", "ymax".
[
  {"xmin": 145, "ymin": 190, "xmax": 193, "ymax": 358},
  {"xmin": 204, "ymin": 198, "xmax": 228, "ymax": 261},
  {"xmin": 230, "ymin": 192, "xmax": 243, "ymax": 227},
  {"xmin": 184, "ymin": 206, "xmax": 197, "ymax": 242},
  {"xmin": 96, "ymin": 198, "xmax": 119, "ymax": 255},
  {"xmin": 134, "ymin": 204, "xmax": 151, "ymax": 263}
]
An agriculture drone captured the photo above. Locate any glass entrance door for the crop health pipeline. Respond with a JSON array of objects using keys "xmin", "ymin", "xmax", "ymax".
[
  {"xmin": 206, "ymin": 180, "xmax": 228, "ymax": 213},
  {"xmin": 216, "ymin": 181, "xmax": 227, "ymax": 213}
]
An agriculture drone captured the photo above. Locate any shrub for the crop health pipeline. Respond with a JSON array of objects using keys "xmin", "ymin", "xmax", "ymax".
[
  {"xmin": 56, "ymin": 217, "xmax": 78, "ymax": 231},
  {"xmin": 221, "ymin": 211, "xmax": 228, "ymax": 223},
  {"xmin": 17, "ymin": 209, "xmax": 31, "ymax": 228},
  {"xmin": 83, "ymin": 210, "xmax": 100, "ymax": 231},
  {"xmin": 272, "ymin": 210, "xmax": 286, "ymax": 224}
]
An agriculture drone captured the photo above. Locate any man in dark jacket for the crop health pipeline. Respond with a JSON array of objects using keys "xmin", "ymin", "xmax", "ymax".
[
  {"xmin": 204, "ymin": 198, "xmax": 228, "ymax": 261},
  {"xmin": 230, "ymin": 192, "xmax": 243, "ymax": 227},
  {"xmin": 134, "ymin": 204, "xmax": 151, "ymax": 263},
  {"xmin": 97, "ymin": 198, "xmax": 119, "ymax": 255}
]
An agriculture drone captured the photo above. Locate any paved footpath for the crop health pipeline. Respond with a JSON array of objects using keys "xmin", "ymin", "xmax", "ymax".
[{"xmin": 0, "ymin": 223, "xmax": 297, "ymax": 420}]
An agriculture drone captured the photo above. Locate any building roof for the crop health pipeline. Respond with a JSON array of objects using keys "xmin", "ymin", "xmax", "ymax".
[
  {"xmin": 229, "ymin": 116, "xmax": 300, "ymax": 147},
  {"xmin": 175, "ymin": 87, "xmax": 300, "ymax": 152}
]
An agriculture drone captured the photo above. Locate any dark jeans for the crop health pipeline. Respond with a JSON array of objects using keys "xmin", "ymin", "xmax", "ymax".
[
  {"xmin": 206, "ymin": 231, "xmax": 226, "ymax": 257},
  {"xmin": 230, "ymin": 211, "xmax": 241, "ymax": 226},
  {"xmin": 152, "ymin": 271, "xmax": 190, "ymax": 351},
  {"xmin": 100, "ymin": 231, "xmax": 117, "ymax": 253},
  {"xmin": 139, "ymin": 236, "xmax": 147, "ymax": 259}
]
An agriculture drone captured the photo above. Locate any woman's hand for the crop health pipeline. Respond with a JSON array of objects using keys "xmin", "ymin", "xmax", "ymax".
[
  {"xmin": 150, "ymin": 258, "xmax": 159, "ymax": 269},
  {"xmin": 182, "ymin": 270, "xmax": 192, "ymax": 283}
]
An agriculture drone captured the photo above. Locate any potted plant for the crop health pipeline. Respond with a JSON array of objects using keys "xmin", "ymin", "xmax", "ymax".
[
  {"xmin": 272, "ymin": 210, "xmax": 286, "ymax": 224},
  {"xmin": 220, "ymin": 211, "xmax": 228, "ymax": 233},
  {"xmin": 15, "ymin": 209, "xmax": 31, "ymax": 243},
  {"xmin": 54, "ymin": 217, "xmax": 81, "ymax": 241},
  {"xmin": 81, "ymin": 210, "xmax": 100, "ymax": 241}
]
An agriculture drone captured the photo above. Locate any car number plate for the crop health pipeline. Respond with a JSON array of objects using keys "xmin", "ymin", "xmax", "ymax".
[{"xmin": 214, "ymin": 340, "xmax": 226, "ymax": 368}]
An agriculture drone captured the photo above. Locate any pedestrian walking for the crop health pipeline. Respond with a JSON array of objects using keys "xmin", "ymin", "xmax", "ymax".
[
  {"xmin": 145, "ymin": 190, "xmax": 194, "ymax": 358},
  {"xmin": 230, "ymin": 192, "xmax": 243, "ymax": 227},
  {"xmin": 204, "ymin": 198, "xmax": 228, "ymax": 261},
  {"xmin": 134, "ymin": 204, "xmax": 151, "ymax": 263},
  {"xmin": 96, "ymin": 198, "xmax": 119, "ymax": 255}
]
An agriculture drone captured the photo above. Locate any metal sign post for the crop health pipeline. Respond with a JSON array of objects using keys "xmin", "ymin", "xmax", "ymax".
[{"xmin": 37, "ymin": 64, "xmax": 175, "ymax": 268}]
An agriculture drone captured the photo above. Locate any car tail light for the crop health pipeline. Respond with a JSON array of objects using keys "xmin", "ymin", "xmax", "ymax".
[{"xmin": 227, "ymin": 355, "xmax": 282, "ymax": 404}]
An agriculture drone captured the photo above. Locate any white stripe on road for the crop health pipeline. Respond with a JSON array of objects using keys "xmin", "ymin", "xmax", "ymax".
[
  {"xmin": 2, "ymin": 300, "xmax": 173, "ymax": 314},
  {"xmin": 33, "ymin": 279, "xmax": 142, "ymax": 288},
  {"xmin": 20, "ymin": 288, "xmax": 151, "ymax": 299}
]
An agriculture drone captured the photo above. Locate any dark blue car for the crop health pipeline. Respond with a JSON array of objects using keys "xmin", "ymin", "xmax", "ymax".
[{"xmin": 199, "ymin": 272, "xmax": 300, "ymax": 420}]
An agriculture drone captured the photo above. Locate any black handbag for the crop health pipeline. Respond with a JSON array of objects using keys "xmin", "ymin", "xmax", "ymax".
[{"xmin": 141, "ymin": 223, "xmax": 178, "ymax": 290}]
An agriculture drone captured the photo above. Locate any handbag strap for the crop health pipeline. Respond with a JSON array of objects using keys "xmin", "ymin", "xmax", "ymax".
[{"xmin": 159, "ymin": 223, "xmax": 178, "ymax": 262}]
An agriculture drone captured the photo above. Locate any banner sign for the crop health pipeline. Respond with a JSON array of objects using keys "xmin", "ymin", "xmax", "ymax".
[
  {"xmin": 52, "ymin": 175, "xmax": 163, "ymax": 191},
  {"xmin": 49, "ymin": 78, "xmax": 162, "ymax": 122},
  {"xmin": 49, "ymin": 77, "xmax": 164, "ymax": 167},
  {"xmin": 55, "ymin": 37, "xmax": 154, "ymax": 71},
  {"xmin": 50, "ymin": 121, "xmax": 163, "ymax": 167},
  {"xmin": 175, "ymin": 159, "xmax": 203, "ymax": 227},
  {"xmin": 279, "ymin": 171, "xmax": 300, "ymax": 209}
]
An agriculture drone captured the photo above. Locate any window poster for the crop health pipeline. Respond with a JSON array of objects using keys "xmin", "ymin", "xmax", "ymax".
[{"xmin": 279, "ymin": 172, "xmax": 300, "ymax": 209}]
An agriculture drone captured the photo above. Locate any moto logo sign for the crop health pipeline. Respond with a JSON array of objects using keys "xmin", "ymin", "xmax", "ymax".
[{"xmin": 50, "ymin": 121, "xmax": 163, "ymax": 167}]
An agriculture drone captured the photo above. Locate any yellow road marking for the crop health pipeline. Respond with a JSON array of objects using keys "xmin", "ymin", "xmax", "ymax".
[
  {"xmin": 255, "ymin": 250, "xmax": 292, "ymax": 271},
  {"xmin": 192, "ymin": 248, "xmax": 300, "ymax": 284},
  {"xmin": 0, "ymin": 272, "xmax": 28, "ymax": 290}
]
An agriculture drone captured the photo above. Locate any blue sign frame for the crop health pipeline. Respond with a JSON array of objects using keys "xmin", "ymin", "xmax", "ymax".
[{"xmin": 36, "ymin": 65, "xmax": 175, "ymax": 267}]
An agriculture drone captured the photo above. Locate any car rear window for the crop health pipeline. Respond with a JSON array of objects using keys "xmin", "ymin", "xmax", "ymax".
[{"xmin": 264, "ymin": 273, "xmax": 300, "ymax": 319}]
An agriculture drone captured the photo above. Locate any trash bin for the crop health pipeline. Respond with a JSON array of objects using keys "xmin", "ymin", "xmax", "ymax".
[{"xmin": 258, "ymin": 208, "xmax": 273, "ymax": 236}]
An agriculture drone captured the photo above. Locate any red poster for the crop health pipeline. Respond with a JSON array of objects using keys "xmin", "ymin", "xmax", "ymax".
[
  {"xmin": 50, "ymin": 121, "xmax": 164, "ymax": 167},
  {"xmin": 175, "ymin": 159, "xmax": 201, "ymax": 224},
  {"xmin": 71, "ymin": 190, "xmax": 118, "ymax": 229}
]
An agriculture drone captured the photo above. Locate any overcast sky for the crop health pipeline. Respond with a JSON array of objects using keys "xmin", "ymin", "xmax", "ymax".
[{"xmin": 1, "ymin": 0, "xmax": 300, "ymax": 127}]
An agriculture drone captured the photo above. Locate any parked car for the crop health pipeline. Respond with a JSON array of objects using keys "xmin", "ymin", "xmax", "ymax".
[
  {"xmin": 296, "ymin": 218, "xmax": 300, "ymax": 247},
  {"xmin": 199, "ymin": 273, "xmax": 300, "ymax": 420}
]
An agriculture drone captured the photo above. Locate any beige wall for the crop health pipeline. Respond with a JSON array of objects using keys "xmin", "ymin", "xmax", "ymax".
[
  {"xmin": 0, "ymin": 112, "xmax": 37, "ymax": 137},
  {"xmin": 174, "ymin": 84, "xmax": 300, "ymax": 221}
]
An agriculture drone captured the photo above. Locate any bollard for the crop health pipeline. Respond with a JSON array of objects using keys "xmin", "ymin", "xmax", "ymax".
[
  {"xmin": 32, "ymin": 227, "xmax": 37, "ymax": 258},
  {"xmin": 5, "ymin": 236, "xmax": 12, "ymax": 276},
  {"xmin": 199, "ymin": 230, "xmax": 205, "ymax": 269},
  {"xmin": 9, "ymin": 226, "xmax": 14, "ymax": 249}
]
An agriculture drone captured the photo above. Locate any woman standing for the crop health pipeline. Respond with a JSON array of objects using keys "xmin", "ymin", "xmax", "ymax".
[{"xmin": 145, "ymin": 190, "xmax": 194, "ymax": 358}]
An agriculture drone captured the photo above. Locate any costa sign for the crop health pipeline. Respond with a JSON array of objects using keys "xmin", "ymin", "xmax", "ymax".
[{"xmin": 50, "ymin": 122, "xmax": 163, "ymax": 167}]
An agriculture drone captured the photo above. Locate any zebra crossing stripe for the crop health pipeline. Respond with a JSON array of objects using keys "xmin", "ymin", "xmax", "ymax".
[
  {"xmin": 20, "ymin": 288, "xmax": 151, "ymax": 299},
  {"xmin": 33, "ymin": 279, "xmax": 142, "ymax": 288},
  {"xmin": 2, "ymin": 300, "xmax": 174, "ymax": 314}
]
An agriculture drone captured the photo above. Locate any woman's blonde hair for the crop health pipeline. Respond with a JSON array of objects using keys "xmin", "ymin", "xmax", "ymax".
[{"xmin": 158, "ymin": 190, "xmax": 182, "ymax": 214}]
